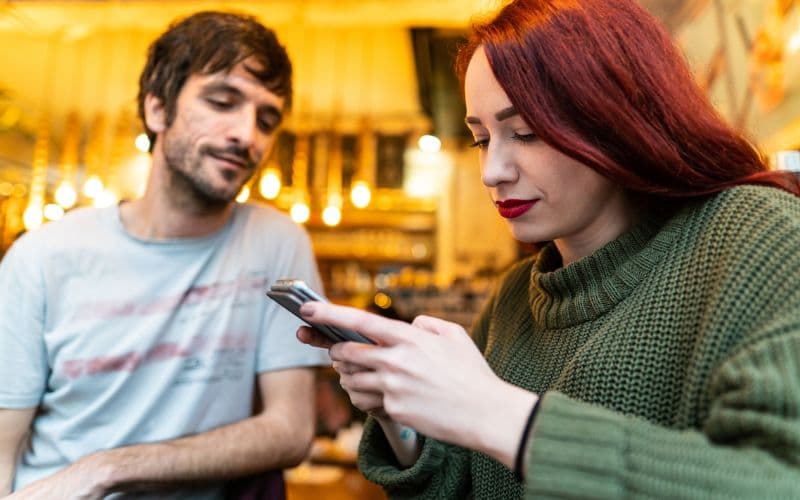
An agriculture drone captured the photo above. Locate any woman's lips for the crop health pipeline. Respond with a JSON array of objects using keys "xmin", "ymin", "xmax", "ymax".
[{"xmin": 495, "ymin": 199, "xmax": 537, "ymax": 219}]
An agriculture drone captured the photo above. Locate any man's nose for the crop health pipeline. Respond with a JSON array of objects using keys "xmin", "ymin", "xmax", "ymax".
[{"xmin": 227, "ymin": 108, "xmax": 259, "ymax": 148}]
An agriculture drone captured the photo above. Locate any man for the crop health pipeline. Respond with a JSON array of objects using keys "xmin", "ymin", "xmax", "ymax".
[{"xmin": 0, "ymin": 11, "xmax": 327, "ymax": 498}]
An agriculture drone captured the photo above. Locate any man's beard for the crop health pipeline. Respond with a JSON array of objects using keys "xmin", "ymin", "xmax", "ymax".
[{"xmin": 162, "ymin": 134, "xmax": 254, "ymax": 214}]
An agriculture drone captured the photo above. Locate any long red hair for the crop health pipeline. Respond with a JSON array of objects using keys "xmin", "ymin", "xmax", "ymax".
[{"xmin": 456, "ymin": 0, "xmax": 800, "ymax": 199}]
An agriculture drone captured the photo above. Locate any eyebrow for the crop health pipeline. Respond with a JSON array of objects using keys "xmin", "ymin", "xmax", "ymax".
[
  {"xmin": 201, "ymin": 82, "xmax": 243, "ymax": 97},
  {"xmin": 464, "ymin": 106, "xmax": 519, "ymax": 125}
]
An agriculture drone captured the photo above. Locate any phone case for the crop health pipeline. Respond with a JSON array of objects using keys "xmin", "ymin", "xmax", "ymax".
[{"xmin": 266, "ymin": 280, "xmax": 374, "ymax": 344}]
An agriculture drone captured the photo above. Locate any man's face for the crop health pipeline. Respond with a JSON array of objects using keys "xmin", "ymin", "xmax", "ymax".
[{"xmin": 158, "ymin": 57, "xmax": 285, "ymax": 207}]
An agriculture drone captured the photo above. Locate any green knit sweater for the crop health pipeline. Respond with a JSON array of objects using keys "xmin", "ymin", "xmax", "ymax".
[{"xmin": 357, "ymin": 185, "xmax": 800, "ymax": 499}]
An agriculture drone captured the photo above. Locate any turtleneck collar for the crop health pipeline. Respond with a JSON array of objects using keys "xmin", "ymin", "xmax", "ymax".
[{"xmin": 528, "ymin": 211, "xmax": 684, "ymax": 330}]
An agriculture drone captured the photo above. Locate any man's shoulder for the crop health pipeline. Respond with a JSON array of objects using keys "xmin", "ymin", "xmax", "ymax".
[
  {"xmin": 234, "ymin": 202, "xmax": 308, "ymax": 237},
  {"xmin": 13, "ymin": 206, "xmax": 109, "ymax": 247}
]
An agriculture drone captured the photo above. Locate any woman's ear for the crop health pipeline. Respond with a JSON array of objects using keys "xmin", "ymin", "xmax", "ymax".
[{"xmin": 143, "ymin": 94, "xmax": 167, "ymax": 135}]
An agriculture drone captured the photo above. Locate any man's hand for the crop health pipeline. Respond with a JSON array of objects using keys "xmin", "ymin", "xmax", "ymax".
[
  {"xmin": 6, "ymin": 454, "xmax": 113, "ymax": 499},
  {"xmin": 4, "ymin": 368, "xmax": 315, "ymax": 497}
]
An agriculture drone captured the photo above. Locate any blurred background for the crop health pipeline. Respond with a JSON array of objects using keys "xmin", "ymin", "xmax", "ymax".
[{"xmin": 1, "ymin": 0, "xmax": 800, "ymax": 498}]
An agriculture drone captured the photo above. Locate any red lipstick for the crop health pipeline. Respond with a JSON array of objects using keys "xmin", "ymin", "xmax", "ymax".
[{"xmin": 495, "ymin": 199, "xmax": 537, "ymax": 219}]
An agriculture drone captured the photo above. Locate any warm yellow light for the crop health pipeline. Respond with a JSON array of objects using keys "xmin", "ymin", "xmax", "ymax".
[
  {"xmin": 135, "ymin": 133, "xmax": 151, "ymax": 153},
  {"xmin": 0, "ymin": 106, "xmax": 20, "ymax": 129},
  {"xmin": 23, "ymin": 204, "xmax": 43, "ymax": 230},
  {"xmin": 54, "ymin": 181, "xmax": 77, "ymax": 209},
  {"xmin": 236, "ymin": 185, "xmax": 251, "ymax": 203},
  {"xmin": 93, "ymin": 189, "xmax": 118, "ymax": 208},
  {"xmin": 789, "ymin": 30, "xmax": 800, "ymax": 54},
  {"xmin": 43, "ymin": 203, "xmax": 65, "ymax": 221},
  {"xmin": 411, "ymin": 243, "xmax": 429, "ymax": 259},
  {"xmin": 327, "ymin": 192, "xmax": 343, "ymax": 208},
  {"xmin": 350, "ymin": 181, "xmax": 371, "ymax": 208},
  {"xmin": 290, "ymin": 202, "xmax": 310, "ymax": 224},
  {"xmin": 322, "ymin": 205, "xmax": 342, "ymax": 226},
  {"xmin": 418, "ymin": 134, "xmax": 441, "ymax": 153},
  {"xmin": 258, "ymin": 169, "xmax": 282, "ymax": 199},
  {"xmin": 373, "ymin": 292, "xmax": 392, "ymax": 309},
  {"xmin": 83, "ymin": 175, "xmax": 104, "ymax": 199},
  {"xmin": 0, "ymin": 182, "xmax": 12, "ymax": 197}
]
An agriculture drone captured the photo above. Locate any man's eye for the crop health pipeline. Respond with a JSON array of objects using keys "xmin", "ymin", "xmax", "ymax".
[
  {"xmin": 257, "ymin": 119, "xmax": 276, "ymax": 133},
  {"xmin": 206, "ymin": 98, "xmax": 233, "ymax": 109}
]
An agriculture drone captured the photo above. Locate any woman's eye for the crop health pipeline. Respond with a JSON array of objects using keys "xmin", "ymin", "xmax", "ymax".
[
  {"xmin": 469, "ymin": 138, "xmax": 489, "ymax": 150},
  {"xmin": 512, "ymin": 132, "xmax": 537, "ymax": 142}
]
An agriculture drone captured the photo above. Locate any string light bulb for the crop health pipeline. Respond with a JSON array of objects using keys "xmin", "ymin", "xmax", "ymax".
[
  {"xmin": 23, "ymin": 204, "xmax": 43, "ymax": 230},
  {"xmin": 418, "ymin": 134, "xmax": 441, "ymax": 153},
  {"xmin": 54, "ymin": 181, "xmax": 77, "ymax": 209},
  {"xmin": 44, "ymin": 203, "xmax": 65, "ymax": 221},
  {"xmin": 258, "ymin": 168, "xmax": 282, "ymax": 199},
  {"xmin": 134, "ymin": 133, "xmax": 151, "ymax": 153},
  {"xmin": 322, "ymin": 205, "xmax": 342, "ymax": 226},
  {"xmin": 290, "ymin": 202, "xmax": 310, "ymax": 224},
  {"xmin": 82, "ymin": 175, "xmax": 104, "ymax": 199},
  {"xmin": 350, "ymin": 180, "xmax": 371, "ymax": 208}
]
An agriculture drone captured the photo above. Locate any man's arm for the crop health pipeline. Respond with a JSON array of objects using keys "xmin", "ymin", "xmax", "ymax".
[
  {"xmin": 11, "ymin": 368, "xmax": 315, "ymax": 498},
  {"xmin": 0, "ymin": 407, "xmax": 35, "ymax": 495}
]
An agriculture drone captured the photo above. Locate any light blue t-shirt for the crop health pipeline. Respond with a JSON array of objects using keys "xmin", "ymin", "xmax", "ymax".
[{"xmin": 0, "ymin": 202, "xmax": 329, "ymax": 498}]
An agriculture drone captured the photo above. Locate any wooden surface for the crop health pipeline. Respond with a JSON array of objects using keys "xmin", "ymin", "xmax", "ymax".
[{"xmin": 286, "ymin": 465, "xmax": 388, "ymax": 500}]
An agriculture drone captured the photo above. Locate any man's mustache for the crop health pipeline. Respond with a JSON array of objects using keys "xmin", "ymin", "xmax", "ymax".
[{"xmin": 201, "ymin": 145, "xmax": 256, "ymax": 170}]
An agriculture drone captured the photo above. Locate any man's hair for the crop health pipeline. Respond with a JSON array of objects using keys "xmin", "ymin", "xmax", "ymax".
[{"xmin": 137, "ymin": 11, "xmax": 292, "ymax": 147}]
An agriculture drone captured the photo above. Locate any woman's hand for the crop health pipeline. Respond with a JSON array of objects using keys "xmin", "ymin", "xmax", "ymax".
[
  {"xmin": 297, "ymin": 325, "xmax": 388, "ymax": 418},
  {"xmin": 296, "ymin": 325, "xmax": 336, "ymax": 350},
  {"xmin": 297, "ymin": 301, "xmax": 535, "ymax": 463}
]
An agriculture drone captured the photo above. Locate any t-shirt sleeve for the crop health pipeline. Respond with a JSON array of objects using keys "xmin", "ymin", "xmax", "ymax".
[
  {"xmin": 256, "ymin": 224, "xmax": 330, "ymax": 373},
  {"xmin": 0, "ymin": 237, "xmax": 48, "ymax": 408}
]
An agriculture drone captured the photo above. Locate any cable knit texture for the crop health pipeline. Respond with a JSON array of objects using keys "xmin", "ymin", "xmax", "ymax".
[{"xmin": 357, "ymin": 185, "xmax": 800, "ymax": 499}]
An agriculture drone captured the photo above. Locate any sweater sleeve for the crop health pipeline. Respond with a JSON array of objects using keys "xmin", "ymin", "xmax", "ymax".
[
  {"xmin": 355, "ymin": 280, "xmax": 505, "ymax": 497},
  {"xmin": 521, "ymin": 187, "xmax": 800, "ymax": 498},
  {"xmin": 523, "ymin": 319, "xmax": 800, "ymax": 499},
  {"xmin": 356, "ymin": 417, "xmax": 473, "ymax": 499}
]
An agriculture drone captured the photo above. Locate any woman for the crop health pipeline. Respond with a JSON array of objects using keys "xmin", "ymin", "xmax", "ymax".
[{"xmin": 298, "ymin": 0, "xmax": 800, "ymax": 498}]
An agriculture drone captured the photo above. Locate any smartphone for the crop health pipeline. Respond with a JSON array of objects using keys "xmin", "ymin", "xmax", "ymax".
[{"xmin": 266, "ymin": 279, "xmax": 374, "ymax": 344}]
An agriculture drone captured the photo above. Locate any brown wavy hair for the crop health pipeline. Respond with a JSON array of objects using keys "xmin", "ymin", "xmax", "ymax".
[
  {"xmin": 456, "ymin": 0, "xmax": 800, "ymax": 200},
  {"xmin": 137, "ymin": 11, "xmax": 292, "ymax": 149}
]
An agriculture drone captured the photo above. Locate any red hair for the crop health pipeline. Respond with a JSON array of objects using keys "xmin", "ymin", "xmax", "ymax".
[{"xmin": 456, "ymin": 0, "xmax": 800, "ymax": 199}]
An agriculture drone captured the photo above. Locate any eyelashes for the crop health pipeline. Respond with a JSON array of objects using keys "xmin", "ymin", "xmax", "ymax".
[
  {"xmin": 469, "ymin": 133, "xmax": 538, "ymax": 150},
  {"xmin": 511, "ymin": 132, "xmax": 537, "ymax": 142}
]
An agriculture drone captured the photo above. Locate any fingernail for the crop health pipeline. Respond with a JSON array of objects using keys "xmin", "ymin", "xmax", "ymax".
[{"xmin": 299, "ymin": 303, "xmax": 316, "ymax": 317}]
